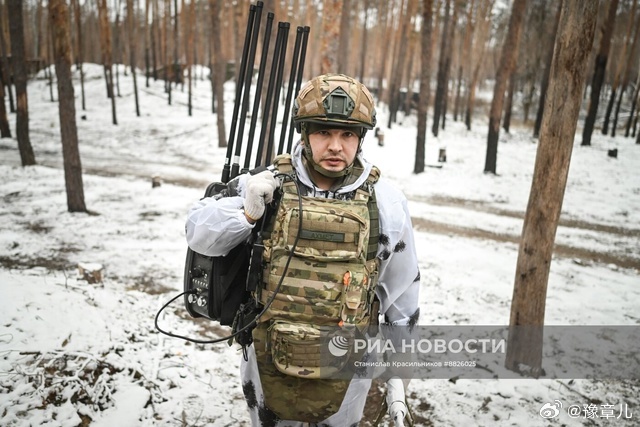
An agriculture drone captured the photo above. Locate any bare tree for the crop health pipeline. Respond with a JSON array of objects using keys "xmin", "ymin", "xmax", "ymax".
[
  {"xmin": 72, "ymin": 0, "xmax": 86, "ymax": 111},
  {"xmin": 432, "ymin": 0, "xmax": 458, "ymax": 136},
  {"xmin": 602, "ymin": 0, "xmax": 637, "ymax": 136},
  {"xmin": 321, "ymin": 0, "xmax": 341, "ymax": 73},
  {"xmin": 0, "ymin": 5, "xmax": 15, "ymax": 113},
  {"xmin": 581, "ymin": 0, "xmax": 619, "ymax": 146},
  {"xmin": 505, "ymin": 0, "xmax": 598, "ymax": 377},
  {"xmin": 415, "ymin": 0, "xmax": 434, "ymax": 174},
  {"xmin": 612, "ymin": 10, "xmax": 640, "ymax": 137},
  {"xmin": 210, "ymin": 0, "xmax": 226, "ymax": 148},
  {"xmin": 533, "ymin": 0, "xmax": 561, "ymax": 138},
  {"xmin": 357, "ymin": 0, "xmax": 370, "ymax": 82},
  {"xmin": 186, "ymin": 0, "xmax": 194, "ymax": 116},
  {"xmin": 127, "ymin": 0, "xmax": 141, "ymax": 117},
  {"xmin": 464, "ymin": 0, "xmax": 493, "ymax": 130},
  {"xmin": 484, "ymin": 0, "xmax": 527, "ymax": 174},
  {"xmin": 8, "ymin": 0, "xmax": 36, "ymax": 166},
  {"xmin": 49, "ymin": 0, "xmax": 87, "ymax": 213},
  {"xmin": 98, "ymin": 0, "xmax": 118, "ymax": 125},
  {"xmin": 0, "ymin": 66, "xmax": 9, "ymax": 137},
  {"xmin": 337, "ymin": 0, "xmax": 351, "ymax": 73}
]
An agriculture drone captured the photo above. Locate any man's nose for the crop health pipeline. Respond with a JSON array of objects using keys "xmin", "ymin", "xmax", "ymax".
[{"xmin": 327, "ymin": 134, "xmax": 342, "ymax": 151}]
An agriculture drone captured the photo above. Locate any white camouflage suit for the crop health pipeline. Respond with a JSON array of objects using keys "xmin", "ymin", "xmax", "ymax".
[{"xmin": 186, "ymin": 143, "xmax": 421, "ymax": 426}]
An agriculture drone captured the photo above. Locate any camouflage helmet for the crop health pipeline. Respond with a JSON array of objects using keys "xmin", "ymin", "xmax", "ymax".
[{"xmin": 293, "ymin": 74, "xmax": 377, "ymax": 132}]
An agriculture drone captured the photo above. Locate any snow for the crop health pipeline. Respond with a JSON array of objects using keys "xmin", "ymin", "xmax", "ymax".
[{"xmin": 0, "ymin": 63, "xmax": 638, "ymax": 426}]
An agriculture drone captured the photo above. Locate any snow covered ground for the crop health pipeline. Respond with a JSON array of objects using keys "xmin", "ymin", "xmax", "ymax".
[{"xmin": 0, "ymin": 64, "xmax": 638, "ymax": 426}]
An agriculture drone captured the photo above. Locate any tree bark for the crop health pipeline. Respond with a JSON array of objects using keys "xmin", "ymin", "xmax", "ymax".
[
  {"xmin": 612, "ymin": 11, "xmax": 640, "ymax": 138},
  {"xmin": 337, "ymin": 0, "xmax": 351, "ymax": 74},
  {"xmin": 210, "ymin": 0, "xmax": 226, "ymax": 148},
  {"xmin": 8, "ymin": 0, "xmax": 36, "ymax": 166},
  {"xmin": 72, "ymin": 0, "xmax": 86, "ymax": 111},
  {"xmin": 321, "ymin": 0, "xmax": 341, "ymax": 74},
  {"xmin": 464, "ymin": 0, "xmax": 492, "ymax": 131},
  {"xmin": 581, "ymin": 0, "xmax": 619, "ymax": 146},
  {"xmin": 49, "ymin": 0, "xmax": 87, "ymax": 213},
  {"xmin": 0, "ymin": 65, "xmax": 10, "ymax": 137},
  {"xmin": 432, "ymin": 0, "xmax": 453, "ymax": 136},
  {"xmin": 533, "ymin": 0, "xmax": 561, "ymax": 138},
  {"xmin": 505, "ymin": 0, "xmax": 598, "ymax": 377},
  {"xmin": 127, "ymin": 0, "xmax": 141, "ymax": 117},
  {"xmin": 415, "ymin": 0, "xmax": 433, "ymax": 175},
  {"xmin": 484, "ymin": 0, "xmax": 527, "ymax": 174},
  {"xmin": 98, "ymin": 0, "xmax": 118, "ymax": 125},
  {"xmin": 0, "ymin": 5, "xmax": 15, "ymax": 113}
]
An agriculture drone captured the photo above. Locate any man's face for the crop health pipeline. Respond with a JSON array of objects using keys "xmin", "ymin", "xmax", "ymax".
[{"xmin": 307, "ymin": 128, "xmax": 360, "ymax": 173}]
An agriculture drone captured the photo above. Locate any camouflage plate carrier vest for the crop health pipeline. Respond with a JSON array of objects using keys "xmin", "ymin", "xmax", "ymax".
[{"xmin": 252, "ymin": 154, "xmax": 380, "ymax": 422}]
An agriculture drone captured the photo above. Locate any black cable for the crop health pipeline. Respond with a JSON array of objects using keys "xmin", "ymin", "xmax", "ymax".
[{"xmin": 155, "ymin": 172, "xmax": 303, "ymax": 345}]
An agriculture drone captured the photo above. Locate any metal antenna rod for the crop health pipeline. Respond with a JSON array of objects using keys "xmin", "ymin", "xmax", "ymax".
[
  {"xmin": 277, "ymin": 26, "xmax": 303, "ymax": 155},
  {"xmin": 230, "ymin": 2, "xmax": 263, "ymax": 180},
  {"xmin": 221, "ymin": 4, "xmax": 257, "ymax": 183},
  {"xmin": 266, "ymin": 22, "xmax": 290, "ymax": 162},
  {"xmin": 286, "ymin": 26, "xmax": 310, "ymax": 153},
  {"xmin": 243, "ymin": 12, "xmax": 274, "ymax": 173},
  {"xmin": 256, "ymin": 24, "xmax": 285, "ymax": 168}
]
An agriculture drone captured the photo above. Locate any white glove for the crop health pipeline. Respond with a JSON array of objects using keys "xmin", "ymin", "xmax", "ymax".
[
  {"xmin": 387, "ymin": 377, "xmax": 408, "ymax": 426},
  {"xmin": 244, "ymin": 170, "xmax": 277, "ymax": 222}
]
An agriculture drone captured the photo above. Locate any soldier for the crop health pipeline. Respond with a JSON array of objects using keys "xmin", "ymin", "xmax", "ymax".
[{"xmin": 186, "ymin": 74, "xmax": 420, "ymax": 426}]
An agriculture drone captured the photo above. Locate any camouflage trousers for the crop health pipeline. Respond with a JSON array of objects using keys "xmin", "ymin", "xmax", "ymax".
[{"xmin": 240, "ymin": 344, "xmax": 371, "ymax": 427}]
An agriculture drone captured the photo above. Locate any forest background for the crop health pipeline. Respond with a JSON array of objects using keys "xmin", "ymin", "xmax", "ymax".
[{"xmin": 1, "ymin": 0, "xmax": 640, "ymax": 425}]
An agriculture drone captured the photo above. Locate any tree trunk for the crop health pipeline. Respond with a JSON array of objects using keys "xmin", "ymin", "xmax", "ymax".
[
  {"xmin": 455, "ymin": 0, "xmax": 475, "ymax": 123},
  {"xmin": 73, "ymin": 0, "xmax": 86, "ymax": 111},
  {"xmin": 431, "ymin": 0, "xmax": 451, "ymax": 136},
  {"xmin": 337, "ymin": 0, "xmax": 350, "ymax": 74},
  {"xmin": 187, "ymin": 0, "xmax": 194, "ymax": 116},
  {"xmin": 505, "ymin": 0, "xmax": 597, "ymax": 377},
  {"xmin": 415, "ymin": 0, "xmax": 433, "ymax": 175},
  {"xmin": 465, "ymin": 0, "xmax": 492, "ymax": 131},
  {"xmin": 0, "ymin": 66, "xmax": 10, "ymax": 137},
  {"xmin": 210, "ymin": 0, "xmax": 226, "ymax": 148},
  {"xmin": 612, "ymin": 12, "xmax": 640, "ymax": 138},
  {"xmin": 358, "ymin": 0, "xmax": 370, "ymax": 82},
  {"xmin": 484, "ymin": 0, "xmax": 527, "ymax": 174},
  {"xmin": 49, "ymin": 0, "xmax": 87, "ymax": 213},
  {"xmin": 127, "ymin": 0, "xmax": 141, "ymax": 116},
  {"xmin": 375, "ymin": 0, "xmax": 389, "ymax": 102},
  {"xmin": 0, "ymin": 6, "xmax": 15, "ymax": 113},
  {"xmin": 98, "ymin": 0, "xmax": 118, "ymax": 125},
  {"xmin": 321, "ymin": 0, "xmax": 341, "ymax": 74},
  {"xmin": 533, "ymin": 0, "xmax": 561, "ymax": 138},
  {"xmin": 8, "ymin": 0, "xmax": 36, "ymax": 166},
  {"xmin": 626, "ymin": 65, "xmax": 640, "ymax": 138},
  {"xmin": 581, "ymin": 0, "xmax": 619, "ymax": 146},
  {"xmin": 502, "ymin": 72, "xmax": 515, "ymax": 133}
]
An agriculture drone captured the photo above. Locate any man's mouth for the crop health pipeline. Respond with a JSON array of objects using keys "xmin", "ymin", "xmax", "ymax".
[{"xmin": 323, "ymin": 157, "xmax": 344, "ymax": 167}]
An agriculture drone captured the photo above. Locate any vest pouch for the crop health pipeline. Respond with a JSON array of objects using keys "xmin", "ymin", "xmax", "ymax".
[
  {"xmin": 269, "ymin": 321, "xmax": 353, "ymax": 379},
  {"xmin": 282, "ymin": 198, "xmax": 369, "ymax": 261}
]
